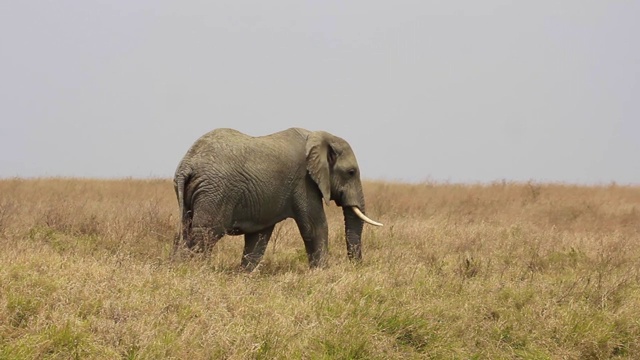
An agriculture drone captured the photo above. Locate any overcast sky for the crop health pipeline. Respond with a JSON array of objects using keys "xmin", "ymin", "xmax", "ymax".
[{"xmin": 1, "ymin": 1, "xmax": 638, "ymax": 184}]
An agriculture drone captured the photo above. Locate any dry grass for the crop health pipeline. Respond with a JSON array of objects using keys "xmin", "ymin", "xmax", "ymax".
[{"xmin": 1, "ymin": 178, "xmax": 639, "ymax": 359}]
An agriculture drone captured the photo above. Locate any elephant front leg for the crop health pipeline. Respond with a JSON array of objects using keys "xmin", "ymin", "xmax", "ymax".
[
  {"xmin": 294, "ymin": 215, "xmax": 329, "ymax": 268},
  {"xmin": 241, "ymin": 225, "xmax": 275, "ymax": 271}
]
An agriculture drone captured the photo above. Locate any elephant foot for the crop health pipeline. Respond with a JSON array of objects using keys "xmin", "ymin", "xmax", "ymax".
[
  {"xmin": 307, "ymin": 252, "xmax": 328, "ymax": 269},
  {"xmin": 240, "ymin": 255, "xmax": 263, "ymax": 272}
]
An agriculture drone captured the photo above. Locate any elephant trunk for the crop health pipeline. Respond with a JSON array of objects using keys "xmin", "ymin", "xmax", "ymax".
[
  {"xmin": 343, "ymin": 206, "xmax": 364, "ymax": 262},
  {"xmin": 343, "ymin": 205, "xmax": 383, "ymax": 262},
  {"xmin": 341, "ymin": 184, "xmax": 383, "ymax": 262},
  {"xmin": 342, "ymin": 206, "xmax": 364, "ymax": 261}
]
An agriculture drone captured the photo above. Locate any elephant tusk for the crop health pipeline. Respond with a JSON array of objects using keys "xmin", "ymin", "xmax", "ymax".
[{"xmin": 352, "ymin": 207, "xmax": 383, "ymax": 227}]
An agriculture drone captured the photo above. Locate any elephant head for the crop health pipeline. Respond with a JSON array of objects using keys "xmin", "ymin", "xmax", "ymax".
[{"xmin": 306, "ymin": 131, "xmax": 383, "ymax": 261}]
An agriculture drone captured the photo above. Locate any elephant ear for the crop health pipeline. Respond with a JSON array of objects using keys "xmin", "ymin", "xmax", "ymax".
[{"xmin": 306, "ymin": 131, "xmax": 336, "ymax": 205}]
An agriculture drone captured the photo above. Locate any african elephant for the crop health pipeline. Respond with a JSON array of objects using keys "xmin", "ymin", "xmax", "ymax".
[{"xmin": 173, "ymin": 128, "xmax": 382, "ymax": 271}]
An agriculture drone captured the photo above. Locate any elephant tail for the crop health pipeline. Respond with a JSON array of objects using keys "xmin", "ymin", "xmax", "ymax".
[{"xmin": 174, "ymin": 170, "xmax": 192, "ymax": 246}]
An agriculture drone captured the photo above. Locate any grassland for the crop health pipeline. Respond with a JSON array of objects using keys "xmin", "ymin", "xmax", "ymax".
[{"xmin": 0, "ymin": 178, "xmax": 639, "ymax": 359}]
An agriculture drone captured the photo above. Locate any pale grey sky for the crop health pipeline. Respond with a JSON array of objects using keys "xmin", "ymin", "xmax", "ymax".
[{"xmin": 1, "ymin": 1, "xmax": 638, "ymax": 184}]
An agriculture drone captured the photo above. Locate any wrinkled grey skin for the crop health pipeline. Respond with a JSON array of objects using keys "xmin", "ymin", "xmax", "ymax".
[{"xmin": 174, "ymin": 128, "xmax": 373, "ymax": 270}]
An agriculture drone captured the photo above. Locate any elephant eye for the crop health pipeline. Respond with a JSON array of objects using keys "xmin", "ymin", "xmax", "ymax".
[{"xmin": 347, "ymin": 168, "xmax": 357, "ymax": 177}]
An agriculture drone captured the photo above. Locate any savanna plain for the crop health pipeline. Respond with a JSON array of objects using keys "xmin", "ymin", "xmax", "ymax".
[{"xmin": 1, "ymin": 178, "xmax": 639, "ymax": 359}]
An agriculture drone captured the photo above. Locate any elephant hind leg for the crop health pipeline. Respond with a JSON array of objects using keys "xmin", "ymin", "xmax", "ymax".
[
  {"xmin": 184, "ymin": 226, "xmax": 224, "ymax": 254},
  {"xmin": 241, "ymin": 225, "xmax": 275, "ymax": 272}
]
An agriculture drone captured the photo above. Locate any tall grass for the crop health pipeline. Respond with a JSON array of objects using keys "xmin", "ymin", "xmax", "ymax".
[{"xmin": 1, "ymin": 178, "xmax": 639, "ymax": 359}]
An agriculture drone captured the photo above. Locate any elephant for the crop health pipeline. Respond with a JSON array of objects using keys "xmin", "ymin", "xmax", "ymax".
[{"xmin": 173, "ymin": 127, "xmax": 382, "ymax": 271}]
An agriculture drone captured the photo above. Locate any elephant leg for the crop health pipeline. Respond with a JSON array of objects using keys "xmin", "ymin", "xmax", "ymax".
[
  {"xmin": 187, "ymin": 206, "xmax": 227, "ymax": 254},
  {"xmin": 189, "ymin": 226, "xmax": 224, "ymax": 254},
  {"xmin": 241, "ymin": 225, "xmax": 275, "ymax": 271},
  {"xmin": 294, "ymin": 215, "xmax": 329, "ymax": 268}
]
